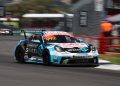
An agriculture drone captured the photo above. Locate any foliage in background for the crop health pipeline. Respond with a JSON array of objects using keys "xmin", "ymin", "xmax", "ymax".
[{"xmin": 5, "ymin": 0, "xmax": 61, "ymax": 17}]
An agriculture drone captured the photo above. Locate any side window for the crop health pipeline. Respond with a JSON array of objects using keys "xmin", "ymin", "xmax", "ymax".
[
  {"xmin": 29, "ymin": 35, "xmax": 35, "ymax": 41},
  {"xmin": 35, "ymin": 35, "xmax": 42, "ymax": 42},
  {"xmin": 29, "ymin": 34, "xmax": 42, "ymax": 43}
]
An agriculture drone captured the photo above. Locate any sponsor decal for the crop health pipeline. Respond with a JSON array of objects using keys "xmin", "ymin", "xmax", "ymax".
[
  {"xmin": 67, "ymin": 48, "xmax": 80, "ymax": 52},
  {"xmin": 62, "ymin": 59, "xmax": 68, "ymax": 64},
  {"xmin": 48, "ymin": 43, "xmax": 87, "ymax": 48},
  {"xmin": 44, "ymin": 36, "xmax": 56, "ymax": 41},
  {"xmin": 58, "ymin": 43, "xmax": 87, "ymax": 48},
  {"xmin": 43, "ymin": 31, "xmax": 73, "ymax": 38}
]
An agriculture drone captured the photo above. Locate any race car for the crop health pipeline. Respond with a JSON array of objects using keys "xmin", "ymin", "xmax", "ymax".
[
  {"xmin": 0, "ymin": 29, "xmax": 13, "ymax": 35},
  {"xmin": 15, "ymin": 31, "xmax": 99, "ymax": 66}
]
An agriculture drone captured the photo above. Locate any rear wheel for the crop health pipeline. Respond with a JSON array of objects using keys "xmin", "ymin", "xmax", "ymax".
[
  {"xmin": 15, "ymin": 45, "xmax": 25, "ymax": 63},
  {"xmin": 43, "ymin": 50, "xmax": 51, "ymax": 65}
]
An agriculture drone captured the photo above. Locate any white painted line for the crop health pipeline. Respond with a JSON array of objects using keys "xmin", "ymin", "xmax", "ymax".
[
  {"xmin": 96, "ymin": 64, "xmax": 120, "ymax": 71},
  {"xmin": 94, "ymin": 59, "xmax": 120, "ymax": 71},
  {"xmin": 99, "ymin": 59, "xmax": 111, "ymax": 64}
]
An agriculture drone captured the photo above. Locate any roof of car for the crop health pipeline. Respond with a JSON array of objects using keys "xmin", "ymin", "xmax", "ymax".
[
  {"xmin": 34, "ymin": 31, "xmax": 66, "ymax": 34},
  {"xmin": 34, "ymin": 31, "xmax": 73, "ymax": 37},
  {"xmin": 42, "ymin": 31, "xmax": 74, "ymax": 37}
]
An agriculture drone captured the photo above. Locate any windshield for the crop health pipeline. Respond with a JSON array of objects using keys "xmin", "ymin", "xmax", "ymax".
[{"xmin": 43, "ymin": 35, "xmax": 79, "ymax": 43}]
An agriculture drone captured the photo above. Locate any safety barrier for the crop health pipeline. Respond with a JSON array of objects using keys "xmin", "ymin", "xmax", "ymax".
[
  {"xmin": 75, "ymin": 35, "xmax": 120, "ymax": 54},
  {"xmin": 99, "ymin": 37, "xmax": 120, "ymax": 54}
]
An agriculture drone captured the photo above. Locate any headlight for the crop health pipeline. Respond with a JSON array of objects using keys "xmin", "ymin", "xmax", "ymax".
[
  {"xmin": 54, "ymin": 46, "xmax": 64, "ymax": 52},
  {"xmin": 90, "ymin": 46, "xmax": 96, "ymax": 51}
]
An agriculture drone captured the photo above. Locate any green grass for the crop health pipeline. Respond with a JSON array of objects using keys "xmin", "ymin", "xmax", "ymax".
[{"xmin": 100, "ymin": 54, "xmax": 120, "ymax": 65}]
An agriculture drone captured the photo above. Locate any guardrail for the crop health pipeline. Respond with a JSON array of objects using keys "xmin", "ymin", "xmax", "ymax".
[{"xmin": 99, "ymin": 37, "xmax": 120, "ymax": 54}]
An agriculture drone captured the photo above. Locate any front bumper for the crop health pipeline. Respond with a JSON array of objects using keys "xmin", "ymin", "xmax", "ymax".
[
  {"xmin": 50, "ymin": 51, "xmax": 99, "ymax": 65},
  {"xmin": 60, "ymin": 57, "xmax": 99, "ymax": 66}
]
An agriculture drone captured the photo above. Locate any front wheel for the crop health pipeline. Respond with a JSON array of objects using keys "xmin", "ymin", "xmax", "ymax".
[
  {"xmin": 42, "ymin": 50, "xmax": 51, "ymax": 65},
  {"xmin": 15, "ymin": 45, "xmax": 25, "ymax": 63},
  {"xmin": 93, "ymin": 57, "xmax": 99, "ymax": 66}
]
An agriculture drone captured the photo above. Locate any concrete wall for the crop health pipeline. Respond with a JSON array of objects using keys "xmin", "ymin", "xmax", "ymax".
[{"xmin": 71, "ymin": 0, "xmax": 106, "ymax": 36}]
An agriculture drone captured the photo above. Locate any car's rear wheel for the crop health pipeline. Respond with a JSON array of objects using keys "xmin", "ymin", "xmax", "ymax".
[
  {"xmin": 43, "ymin": 50, "xmax": 51, "ymax": 65},
  {"xmin": 15, "ymin": 45, "xmax": 25, "ymax": 63}
]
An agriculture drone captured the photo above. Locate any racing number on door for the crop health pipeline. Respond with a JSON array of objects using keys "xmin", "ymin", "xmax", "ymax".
[
  {"xmin": 30, "ymin": 48, "xmax": 37, "ymax": 53},
  {"xmin": 28, "ymin": 34, "xmax": 42, "ymax": 55},
  {"xmin": 27, "ymin": 43, "xmax": 38, "ymax": 54}
]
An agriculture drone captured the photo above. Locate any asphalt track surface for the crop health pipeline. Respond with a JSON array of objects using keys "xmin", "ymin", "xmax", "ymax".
[{"xmin": 0, "ymin": 35, "xmax": 120, "ymax": 86}]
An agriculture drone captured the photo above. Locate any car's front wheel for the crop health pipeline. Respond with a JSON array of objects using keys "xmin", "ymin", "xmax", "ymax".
[
  {"xmin": 93, "ymin": 57, "xmax": 99, "ymax": 66},
  {"xmin": 15, "ymin": 45, "xmax": 25, "ymax": 63}
]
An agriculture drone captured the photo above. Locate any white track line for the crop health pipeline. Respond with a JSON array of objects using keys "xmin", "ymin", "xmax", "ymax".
[
  {"xmin": 96, "ymin": 64, "xmax": 120, "ymax": 71},
  {"xmin": 95, "ymin": 59, "xmax": 120, "ymax": 71}
]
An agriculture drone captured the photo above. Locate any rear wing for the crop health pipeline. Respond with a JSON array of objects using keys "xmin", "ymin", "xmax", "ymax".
[
  {"xmin": 21, "ymin": 30, "xmax": 27, "ymax": 40},
  {"xmin": 20, "ymin": 30, "xmax": 46, "ymax": 39}
]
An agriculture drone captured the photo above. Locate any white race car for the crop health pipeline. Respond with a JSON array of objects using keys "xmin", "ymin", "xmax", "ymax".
[{"xmin": 0, "ymin": 29, "xmax": 13, "ymax": 35}]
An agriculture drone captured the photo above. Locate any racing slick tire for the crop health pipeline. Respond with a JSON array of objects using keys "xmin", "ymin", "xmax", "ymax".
[
  {"xmin": 15, "ymin": 45, "xmax": 25, "ymax": 63},
  {"xmin": 9, "ymin": 31, "xmax": 13, "ymax": 35},
  {"xmin": 92, "ymin": 57, "xmax": 99, "ymax": 67},
  {"xmin": 43, "ymin": 50, "xmax": 51, "ymax": 66}
]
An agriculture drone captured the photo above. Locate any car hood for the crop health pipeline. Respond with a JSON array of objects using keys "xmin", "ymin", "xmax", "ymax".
[{"xmin": 47, "ymin": 43, "xmax": 88, "ymax": 48}]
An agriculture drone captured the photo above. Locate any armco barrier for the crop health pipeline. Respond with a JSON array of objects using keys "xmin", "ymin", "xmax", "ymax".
[
  {"xmin": 75, "ymin": 35, "xmax": 120, "ymax": 54},
  {"xmin": 99, "ymin": 37, "xmax": 120, "ymax": 54}
]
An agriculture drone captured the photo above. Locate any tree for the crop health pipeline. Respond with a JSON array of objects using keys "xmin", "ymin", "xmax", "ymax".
[{"xmin": 5, "ymin": 0, "xmax": 57, "ymax": 17}]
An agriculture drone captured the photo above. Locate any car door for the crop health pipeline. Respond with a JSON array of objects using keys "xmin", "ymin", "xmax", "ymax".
[{"xmin": 27, "ymin": 34, "xmax": 42, "ymax": 56}]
